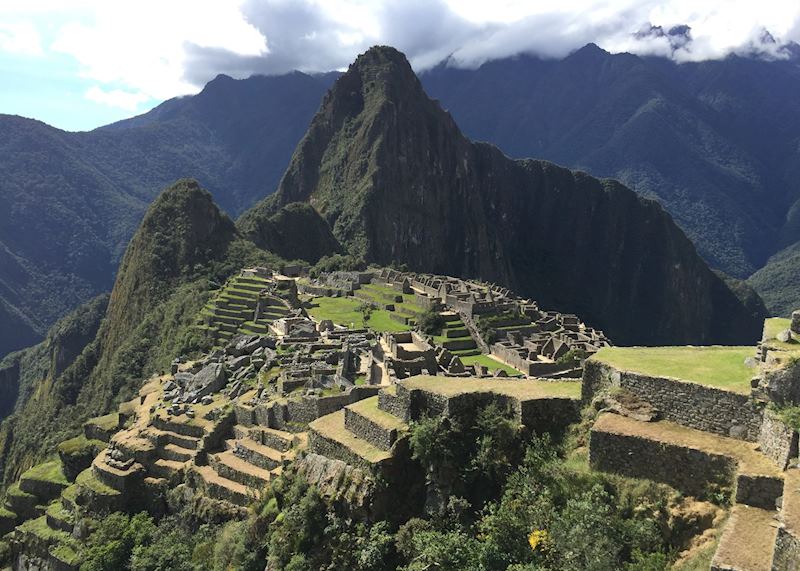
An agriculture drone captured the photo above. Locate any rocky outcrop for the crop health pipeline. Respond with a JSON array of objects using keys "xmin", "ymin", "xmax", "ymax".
[
  {"xmin": 237, "ymin": 202, "xmax": 342, "ymax": 264},
  {"xmin": 241, "ymin": 46, "xmax": 764, "ymax": 346}
]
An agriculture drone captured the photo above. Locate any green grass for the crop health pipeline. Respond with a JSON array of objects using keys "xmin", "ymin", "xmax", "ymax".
[
  {"xmin": 75, "ymin": 468, "xmax": 120, "ymax": 496},
  {"xmin": 21, "ymin": 459, "xmax": 68, "ymax": 485},
  {"xmin": 460, "ymin": 354, "xmax": 522, "ymax": 376},
  {"xmin": 763, "ymin": 317, "xmax": 800, "ymax": 351},
  {"xmin": 0, "ymin": 505, "xmax": 16, "ymax": 520},
  {"xmin": 6, "ymin": 483, "xmax": 35, "ymax": 500},
  {"xmin": 593, "ymin": 346, "xmax": 754, "ymax": 394},
  {"xmin": 84, "ymin": 412, "xmax": 120, "ymax": 432},
  {"xmin": 347, "ymin": 396, "xmax": 406, "ymax": 430},
  {"xmin": 58, "ymin": 435, "xmax": 105, "ymax": 457},
  {"xmin": 307, "ymin": 296, "xmax": 410, "ymax": 333}
]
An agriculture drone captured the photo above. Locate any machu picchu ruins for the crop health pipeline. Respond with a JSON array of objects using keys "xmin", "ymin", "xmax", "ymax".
[{"xmin": 2, "ymin": 258, "xmax": 799, "ymax": 570}]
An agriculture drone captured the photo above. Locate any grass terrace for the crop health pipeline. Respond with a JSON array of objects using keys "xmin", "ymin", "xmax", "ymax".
[
  {"xmin": 400, "ymin": 375, "xmax": 581, "ymax": 400},
  {"xmin": 307, "ymin": 296, "xmax": 411, "ymax": 333},
  {"xmin": 21, "ymin": 459, "xmax": 68, "ymax": 486},
  {"xmin": 593, "ymin": 346, "xmax": 754, "ymax": 394},
  {"xmin": 763, "ymin": 317, "xmax": 800, "ymax": 352},
  {"xmin": 460, "ymin": 354, "xmax": 522, "ymax": 376}
]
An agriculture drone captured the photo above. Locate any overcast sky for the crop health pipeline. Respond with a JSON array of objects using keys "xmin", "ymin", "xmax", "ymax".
[{"xmin": 2, "ymin": 0, "xmax": 799, "ymax": 131}]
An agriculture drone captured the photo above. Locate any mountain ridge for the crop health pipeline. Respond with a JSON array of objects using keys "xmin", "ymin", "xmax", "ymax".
[{"xmin": 241, "ymin": 45, "xmax": 765, "ymax": 346}]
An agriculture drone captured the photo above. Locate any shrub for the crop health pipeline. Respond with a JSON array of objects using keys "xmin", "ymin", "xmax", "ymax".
[{"xmin": 416, "ymin": 310, "xmax": 445, "ymax": 336}]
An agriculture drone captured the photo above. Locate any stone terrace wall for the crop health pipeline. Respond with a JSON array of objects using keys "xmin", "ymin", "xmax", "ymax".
[
  {"xmin": 758, "ymin": 409, "xmax": 798, "ymax": 469},
  {"xmin": 394, "ymin": 384, "xmax": 580, "ymax": 435},
  {"xmin": 583, "ymin": 360, "xmax": 763, "ymax": 441},
  {"xmin": 772, "ymin": 528, "xmax": 800, "ymax": 571},
  {"xmin": 589, "ymin": 428, "xmax": 737, "ymax": 497}
]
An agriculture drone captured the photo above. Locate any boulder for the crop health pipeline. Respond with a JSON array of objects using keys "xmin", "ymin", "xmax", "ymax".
[
  {"xmin": 229, "ymin": 355, "xmax": 251, "ymax": 371},
  {"xmin": 792, "ymin": 311, "xmax": 800, "ymax": 335},
  {"xmin": 187, "ymin": 363, "xmax": 227, "ymax": 397},
  {"xmin": 777, "ymin": 329, "xmax": 793, "ymax": 343},
  {"xmin": 174, "ymin": 372, "xmax": 193, "ymax": 387}
]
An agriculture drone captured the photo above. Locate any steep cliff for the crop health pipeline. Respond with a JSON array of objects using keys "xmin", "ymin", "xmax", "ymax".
[{"xmin": 242, "ymin": 46, "xmax": 764, "ymax": 346}]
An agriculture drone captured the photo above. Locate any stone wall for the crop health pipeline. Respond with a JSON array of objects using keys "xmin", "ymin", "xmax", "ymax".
[
  {"xmin": 344, "ymin": 407, "xmax": 397, "ymax": 450},
  {"xmin": 735, "ymin": 473, "xmax": 784, "ymax": 509},
  {"xmin": 589, "ymin": 428, "xmax": 737, "ymax": 498},
  {"xmin": 758, "ymin": 409, "xmax": 798, "ymax": 469},
  {"xmin": 772, "ymin": 528, "xmax": 800, "ymax": 571},
  {"xmin": 583, "ymin": 360, "xmax": 764, "ymax": 441},
  {"xmin": 378, "ymin": 390, "xmax": 407, "ymax": 421},
  {"xmin": 392, "ymin": 383, "xmax": 579, "ymax": 435}
]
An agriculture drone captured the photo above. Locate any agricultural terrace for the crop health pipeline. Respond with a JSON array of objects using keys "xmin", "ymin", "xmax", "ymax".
[{"xmin": 592, "ymin": 346, "xmax": 754, "ymax": 394}]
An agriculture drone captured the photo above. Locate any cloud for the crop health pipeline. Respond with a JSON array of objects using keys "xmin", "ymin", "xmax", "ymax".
[
  {"xmin": 0, "ymin": 21, "xmax": 43, "ymax": 55},
  {"xmin": 3, "ymin": 0, "xmax": 800, "ymax": 112},
  {"xmin": 85, "ymin": 86, "xmax": 151, "ymax": 111},
  {"xmin": 180, "ymin": 0, "xmax": 800, "ymax": 87}
]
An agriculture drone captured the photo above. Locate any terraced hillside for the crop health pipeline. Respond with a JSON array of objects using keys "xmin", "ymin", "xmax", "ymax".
[
  {"xmin": 431, "ymin": 311, "xmax": 479, "ymax": 356},
  {"xmin": 197, "ymin": 274, "xmax": 291, "ymax": 345}
]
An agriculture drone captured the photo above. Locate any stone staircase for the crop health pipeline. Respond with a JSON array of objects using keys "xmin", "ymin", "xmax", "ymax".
[
  {"xmin": 197, "ymin": 275, "xmax": 291, "ymax": 345},
  {"xmin": 192, "ymin": 417, "xmax": 306, "ymax": 508}
]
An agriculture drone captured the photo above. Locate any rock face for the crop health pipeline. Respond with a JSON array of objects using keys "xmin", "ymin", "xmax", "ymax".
[
  {"xmin": 238, "ymin": 202, "xmax": 341, "ymax": 264},
  {"xmin": 241, "ymin": 46, "xmax": 764, "ymax": 346}
]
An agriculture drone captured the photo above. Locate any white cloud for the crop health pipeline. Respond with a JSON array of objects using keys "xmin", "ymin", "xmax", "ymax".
[
  {"xmin": 0, "ymin": 21, "xmax": 43, "ymax": 55},
  {"xmin": 85, "ymin": 86, "xmax": 151, "ymax": 111},
  {"xmin": 2, "ymin": 0, "xmax": 800, "ymax": 110}
]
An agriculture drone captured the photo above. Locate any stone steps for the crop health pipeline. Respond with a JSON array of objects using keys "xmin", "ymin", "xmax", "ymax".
[
  {"xmin": 158, "ymin": 443, "xmax": 194, "ymax": 463},
  {"xmin": 209, "ymin": 450, "xmax": 273, "ymax": 489},
  {"xmin": 248, "ymin": 426, "xmax": 297, "ymax": 452},
  {"xmin": 150, "ymin": 458, "xmax": 187, "ymax": 480},
  {"xmin": 151, "ymin": 416, "xmax": 206, "ymax": 438},
  {"xmin": 590, "ymin": 413, "xmax": 784, "ymax": 509},
  {"xmin": 144, "ymin": 427, "xmax": 202, "ymax": 450},
  {"xmin": 344, "ymin": 396, "xmax": 406, "ymax": 451},
  {"xmin": 191, "ymin": 465, "xmax": 254, "ymax": 508},
  {"xmin": 710, "ymin": 505, "xmax": 778, "ymax": 571},
  {"xmin": 224, "ymin": 438, "xmax": 282, "ymax": 470}
]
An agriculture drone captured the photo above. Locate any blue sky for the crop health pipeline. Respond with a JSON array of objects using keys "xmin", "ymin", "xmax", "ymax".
[{"xmin": 2, "ymin": 0, "xmax": 799, "ymax": 132}]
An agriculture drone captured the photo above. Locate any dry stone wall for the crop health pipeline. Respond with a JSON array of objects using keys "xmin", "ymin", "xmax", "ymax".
[
  {"xmin": 344, "ymin": 408, "xmax": 397, "ymax": 450},
  {"xmin": 758, "ymin": 409, "xmax": 799, "ymax": 469},
  {"xmin": 773, "ymin": 528, "xmax": 800, "ymax": 571},
  {"xmin": 583, "ymin": 360, "xmax": 763, "ymax": 441},
  {"xmin": 589, "ymin": 428, "xmax": 737, "ymax": 498}
]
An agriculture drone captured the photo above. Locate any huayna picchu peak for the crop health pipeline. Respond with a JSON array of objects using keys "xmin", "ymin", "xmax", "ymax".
[
  {"xmin": 2, "ymin": 21, "xmax": 800, "ymax": 571},
  {"xmin": 241, "ymin": 46, "xmax": 764, "ymax": 346}
]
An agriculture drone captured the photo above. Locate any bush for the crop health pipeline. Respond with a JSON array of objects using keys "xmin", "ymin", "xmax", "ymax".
[{"xmin": 416, "ymin": 310, "xmax": 445, "ymax": 336}]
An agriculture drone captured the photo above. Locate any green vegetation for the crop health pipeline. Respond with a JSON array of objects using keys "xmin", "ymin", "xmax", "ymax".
[
  {"xmin": 20, "ymin": 459, "xmax": 68, "ymax": 486},
  {"xmin": 209, "ymin": 405, "xmax": 684, "ymax": 571},
  {"xmin": 763, "ymin": 317, "xmax": 799, "ymax": 351},
  {"xmin": 593, "ymin": 346, "xmax": 754, "ymax": 394},
  {"xmin": 748, "ymin": 241, "xmax": 800, "ymax": 317},
  {"xmin": 417, "ymin": 310, "xmax": 445, "ymax": 335},
  {"xmin": 401, "ymin": 376, "xmax": 581, "ymax": 400},
  {"xmin": 307, "ymin": 296, "xmax": 410, "ymax": 333},
  {"xmin": 459, "ymin": 354, "xmax": 522, "ymax": 376}
]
